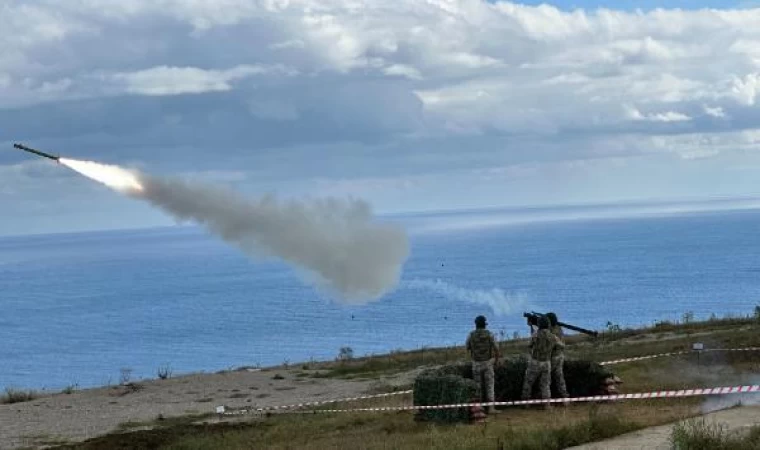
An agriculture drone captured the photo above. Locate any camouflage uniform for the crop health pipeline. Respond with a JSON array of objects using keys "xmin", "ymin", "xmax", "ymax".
[
  {"xmin": 521, "ymin": 328, "xmax": 562, "ymax": 401},
  {"xmin": 550, "ymin": 325, "xmax": 569, "ymax": 398},
  {"xmin": 466, "ymin": 329, "xmax": 498, "ymax": 404}
]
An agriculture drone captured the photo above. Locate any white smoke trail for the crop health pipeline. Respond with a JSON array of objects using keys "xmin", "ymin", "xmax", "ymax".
[
  {"xmin": 405, "ymin": 278, "xmax": 529, "ymax": 316},
  {"xmin": 59, "ymin": 158, "xmax": 410, "ymax": 303},
  {"xmin": 701, "ymin": 392, "xmax": 760, "ymax": 414}
]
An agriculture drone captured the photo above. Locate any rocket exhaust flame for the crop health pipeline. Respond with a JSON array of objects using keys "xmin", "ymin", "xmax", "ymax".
[
  {"xmin": 59, "ymin": 159, "xmax": 144, "ymax": 194},
  {"xmin": 52, "ymin": 156, "xmax": 410, "ymax": 303}
]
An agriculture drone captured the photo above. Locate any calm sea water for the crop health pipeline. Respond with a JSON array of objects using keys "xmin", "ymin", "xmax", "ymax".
[{"xmin": 1, "ymin": 207, "xmax": 759, "ymax": 390}]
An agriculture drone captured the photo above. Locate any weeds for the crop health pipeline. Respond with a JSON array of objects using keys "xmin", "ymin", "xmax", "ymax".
[
  {"xmin": 157, "ymin": 365, "xmax": 173, "ymax": 380},
  {"xmin": 0, "ymin": 387, "xmax": 38, "ymax": 404},
  {"xmin": 670, "ymin": 418, "xmax": 760, "ymax": 449},
  {"xmin": 119, "ymin": 368, "xmax": 133, "ymax": 385},
  {"xmin": 337, "ymin": 346, "xmax": 354, "ymax": 361}
]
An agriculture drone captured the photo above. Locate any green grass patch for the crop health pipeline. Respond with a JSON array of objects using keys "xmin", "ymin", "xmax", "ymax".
[
  {"xmin": 53, "ymin": 402, "xmax": 695, "ymax": 450},
  {"xmin": 670, "ymin": 418, "xmax": 760, "ymax": 449}
]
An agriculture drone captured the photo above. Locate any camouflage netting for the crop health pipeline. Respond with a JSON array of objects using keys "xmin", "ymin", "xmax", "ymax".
[
  {"xmin": 413, "ymin": 355, "xmax": 616, "ymax": 423},
  {"xmin": 413, "ymin": 370, "xmax": 478, "ymax": 423}
]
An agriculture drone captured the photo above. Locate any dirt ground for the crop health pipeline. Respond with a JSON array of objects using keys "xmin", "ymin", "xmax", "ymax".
[
  {"xmin": 568, "ymin": 404, "xmax": 760, "ymax": 450},
  {"xmin": 0, "ymin": 366, "xmax": 417, "ymax": 450}
]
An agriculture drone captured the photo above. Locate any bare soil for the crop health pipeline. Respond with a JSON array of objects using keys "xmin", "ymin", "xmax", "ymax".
[{"xmin": 0, "ymin": 366, "xmax": 416, "ymax": 450}]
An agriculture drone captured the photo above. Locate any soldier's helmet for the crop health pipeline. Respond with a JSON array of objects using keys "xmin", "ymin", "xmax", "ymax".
[
  {"xmin": 475, "ymin": 315, "xmax": 487, "ymax": 327},
  {"xmin": 546, "ymin": 312, "xmax": 558, "ymax": 327},
  {"xmin": 537, "ymin": 315, "xmax": 550, "ymax": 329}
]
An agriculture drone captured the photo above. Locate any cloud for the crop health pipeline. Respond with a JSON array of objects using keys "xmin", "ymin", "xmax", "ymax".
[
  {"xmin": 106, "ymin": 64, "xmax": 283, "ymax": 96},
  {"xmin": 3, "ymin": 1, "xmax": 760, "ymax": 235},
  {"xmin": 731, "ymin": 73, "xmax": 760, "ymax": 106},
  {"xmin": 626, "ymin": 105, "xmax": 692, "ymax": 122},
  {"xmin": 703, "ymin": 105, "xmax": 728, "ymax": 118}
]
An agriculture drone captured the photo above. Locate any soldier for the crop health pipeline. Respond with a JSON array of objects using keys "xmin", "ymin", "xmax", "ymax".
[
  {"xmin": 466, "ymin": 315, "xmax": 501, "ymax": 414},
  {"xmin": 521, "ymin": 315, "xmax": 564, "ymax": 408},
  {"xmin": 546, "ymin": 312, "xmax": 569, "ymax": 403}
]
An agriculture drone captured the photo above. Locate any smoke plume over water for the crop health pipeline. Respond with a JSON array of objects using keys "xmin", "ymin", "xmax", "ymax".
[
  {"xmin": 60, "ymin": 158, "xmax": 410, "ymax": 303},
  {"xmin": 405, "ymin": 278, "xmax": 529, "ymax": 316}
]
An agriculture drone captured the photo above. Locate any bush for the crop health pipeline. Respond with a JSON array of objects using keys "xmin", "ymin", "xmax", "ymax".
[
  {"xmin": 413, "ymin": 356, "xmax": 615, "ymax": 423},
  {"xmin": 157, "ymin": 365, "xmax": 173, "ymax": 380},
  {"xmin": 1, "ymin": 387, "xmax": 38, "ymax": 404},
  {"xmin": 413, "ymin": 368, "xmax": 478, "ymax": 423},
  {"xmin": 337, "ymin": 347, "xmax": 354, "ymax": 362}
]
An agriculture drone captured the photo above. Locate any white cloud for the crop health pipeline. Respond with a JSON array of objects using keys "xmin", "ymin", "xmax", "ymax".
[
  {"xmin": 4, "ymin": 1, "xmax": 760, "ymax": 234},
  {"xmin": 650, "ymin": 128, "xmax": 760, "ymax": 158},
  {"xmin": 731, "ymin": 73, "xmax": 760, "ymax": 105},
  {"xmin": 383, "ymin": 64, "xmax": 423, "ymax": 80},
  {"xmin": 703, "ymin": 105, "xmax": 728, "ymax": 118},
  {"xmin": 108, "ymin": 65, "xmax": 279, "ymax": 96},
  {"xmin": 626, "ymin": 105, "xmax": 692, "ymax": 122}
]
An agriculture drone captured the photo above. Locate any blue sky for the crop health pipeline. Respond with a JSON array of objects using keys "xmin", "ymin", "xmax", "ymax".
[{"xmin": 2, "ymin": 0, "xmax": 760, "ymax": 236}]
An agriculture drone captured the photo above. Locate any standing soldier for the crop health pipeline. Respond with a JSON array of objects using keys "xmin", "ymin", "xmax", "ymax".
[
  {"xmin": 521, "ymin": 315, "xmax": 564, "ymax": 408},
  {"xmin": 466, "ymin": 315, "xmax": 501, "ymax": 414},
  {"xmin": 546, "ymin": 312, "xmax": 569, "ymax": 404}
]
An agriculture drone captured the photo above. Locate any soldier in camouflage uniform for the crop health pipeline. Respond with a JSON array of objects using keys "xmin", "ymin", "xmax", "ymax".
[
  {"xmin": 546, "ymin": 312, "xmax": 569, "ymax": 403},
  {"xmin": 521, "ymin": 315, "xmax": 564, "ymax": 407},
  {"xmin": 466, "ymin": 315, "xmax": 501, "ymax": 414}
]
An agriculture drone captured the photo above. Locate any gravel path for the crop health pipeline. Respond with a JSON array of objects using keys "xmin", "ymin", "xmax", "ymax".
[{"xmin": 0, "ymin": 367, "xmax": 414, "ymax": 449}]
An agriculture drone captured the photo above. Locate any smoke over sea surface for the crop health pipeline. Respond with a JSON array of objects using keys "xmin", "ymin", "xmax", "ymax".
[{"xmin": 60, "ymin": 158, "xmax": 410, "ymax": 302}]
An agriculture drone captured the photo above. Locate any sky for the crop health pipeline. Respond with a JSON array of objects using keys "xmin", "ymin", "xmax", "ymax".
[{"xmin": 2, "ymin": 0, "xmax": 760, "ymax": 236}]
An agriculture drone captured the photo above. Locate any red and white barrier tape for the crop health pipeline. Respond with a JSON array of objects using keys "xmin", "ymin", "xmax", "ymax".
[
  {"xmin": 599, "ymin": 347, "xmax": 760, "ymax": 366},
  {"xmin": 215, "ymin": 347, "xmax": 760, "ymax": 416},
  {"xmin": 215, "ymin": 390, "xmax": 413, "ymax": 415},
  {"xmin": 262, "ymin": 385, "xmax": 760, "ymax": 414},
  {"xmin": 217, "ymin": 385, "xmax": 760, "ymax": 415}
]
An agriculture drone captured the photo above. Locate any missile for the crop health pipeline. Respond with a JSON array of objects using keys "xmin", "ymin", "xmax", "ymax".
[{"xmin": 12, "ymin": 143, "xmax": 60, "ymax": 162}]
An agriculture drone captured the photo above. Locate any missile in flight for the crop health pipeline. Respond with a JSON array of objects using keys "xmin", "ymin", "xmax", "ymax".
[{"xmin": 12, "ymin": 143, "xmax": 60, "ymax": 162}]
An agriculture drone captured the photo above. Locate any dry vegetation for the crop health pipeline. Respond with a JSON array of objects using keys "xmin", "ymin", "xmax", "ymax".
[{"xmin": 41, "ymin": 313, "xmax": 760, "ymax": 449}]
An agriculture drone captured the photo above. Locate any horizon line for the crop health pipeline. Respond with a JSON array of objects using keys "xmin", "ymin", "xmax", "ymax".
[{"xmin": 3, "ymin": 193, "xmax": 760, "ymax": 239}]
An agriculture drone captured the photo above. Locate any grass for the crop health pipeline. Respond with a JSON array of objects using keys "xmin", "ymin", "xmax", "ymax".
[
  {"xmin": 51, "ymin": 400, "xmax": 699, "ymax": 449},
  {"xmin": 304, "ymin": 315, "xmax": 760, "ymax": 382},
  {"xmin": 1, "ymin": 387, "xmax": 39, "ymax": 404},
  {"xmin": 31, "ymin": 313, "xmax": 760, "ymax": 449},
  {"xmin": 670, "ymin": 418, "xmax": 760, "ymax": 449}
]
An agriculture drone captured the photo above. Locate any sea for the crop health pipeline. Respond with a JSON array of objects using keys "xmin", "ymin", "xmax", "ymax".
[{"xmin": 2, "ymin": 204, "xmax": 759, "ymax": 391}]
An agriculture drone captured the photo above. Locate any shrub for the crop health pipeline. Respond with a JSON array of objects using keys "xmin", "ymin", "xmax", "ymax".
[
  {"xmin": 337, "ymin": 347, "xmax": 354, "ymax": 362},
  {"xmin": 413, "ymin": 369, "xmax": 477, "ymax": 423},
  {"xmin": 413, "ymin": 356, "xmax": 615, "ymax": 423},
  {"xmin": 1, "ymin": 387, "xmax": 38, "ymax": 404},
  {"xmin": 157, "ymin": 365, "xmax": 173, "ymax": 380},
  {"xmin": 120, "ymin": 368, "xmax": 133, "ymax": 385}
]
